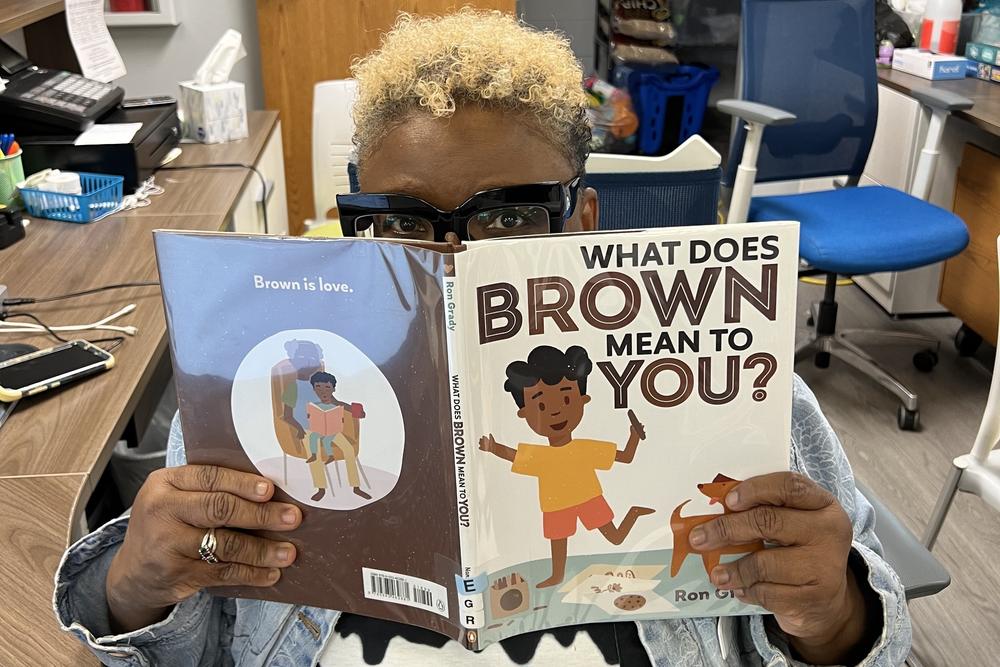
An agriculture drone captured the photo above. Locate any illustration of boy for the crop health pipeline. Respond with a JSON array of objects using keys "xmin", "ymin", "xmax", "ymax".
[
  {"xmin": 478, "ymin": 345, "xmax": 654, "ymax": 588},
  {"xmin": 306, "ymin": 371, "xmax": 371, "ymax": 501}
]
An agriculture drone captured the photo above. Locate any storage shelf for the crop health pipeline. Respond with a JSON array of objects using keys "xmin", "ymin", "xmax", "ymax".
[
  {"xmin": 105, "ymin": 11, "xmax": 179, "ymax": 27},
  {"xmin": 104, "ymin": 0, "xmax": 177, "ymax": 27}
]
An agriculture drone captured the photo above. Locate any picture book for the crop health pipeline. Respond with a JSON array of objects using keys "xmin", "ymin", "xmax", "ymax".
[
  {"xmin": 307, "ymin": 402, "xmax": 345, "ymax": 437},
  {"xmin": 154, "ymin": 220, "xmax": 799, "ymax": 650}
]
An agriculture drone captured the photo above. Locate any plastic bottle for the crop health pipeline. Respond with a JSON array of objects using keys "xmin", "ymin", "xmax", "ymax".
[{"xmin": 919, "ymin": 0, "xmax": 962, "ymax": 54}]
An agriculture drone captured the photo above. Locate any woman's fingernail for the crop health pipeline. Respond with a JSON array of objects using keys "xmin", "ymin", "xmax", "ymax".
[
  {"xmin": 282, "ymin": 508, "xmax": 298, "ymax": 524},
  {"xmin": 726, "ymin": 491, "xmax": 739, "ymax": 508},
  {"xmin": 712, "ymin": 567, "xmax": 730, "ymax": 585},
  {"xmin": 256, "ymin": 482, "xmax": 269, "ymax": 497},
  {"xmin": 734, "ymin": 588, "xmax": 745, "ymax": 597},
  {"xmin": 690, "ymin": 528, "xmax": 706, "ymax": 546},
  {"xmin": 269, "ymin": 568, "xmax": 281, "ymax": 583},
  {"xmin": 276, "ymin": 547, "xmax": 291, "ymax": 562}
]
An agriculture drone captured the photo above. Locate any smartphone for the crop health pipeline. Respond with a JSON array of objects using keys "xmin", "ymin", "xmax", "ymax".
[{"xmin": 0, "ymin": 340, "xmax": 114, "ymax": 402}]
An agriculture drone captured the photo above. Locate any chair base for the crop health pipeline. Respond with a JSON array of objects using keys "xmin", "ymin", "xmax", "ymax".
[{"xmin": 798, "ymin": 275, "xmax": 940, "ymax": 430}]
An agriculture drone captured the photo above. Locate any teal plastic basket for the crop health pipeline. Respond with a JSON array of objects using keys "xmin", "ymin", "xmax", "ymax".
[{"xmin": 19, "ymin": 172, "xmax": 124, "ymax": 223}]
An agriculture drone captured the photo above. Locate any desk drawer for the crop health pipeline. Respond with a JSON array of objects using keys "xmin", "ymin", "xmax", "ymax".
[{"xmin": 940, "ymin": 144, "xmax": 1000, "ymax": 345}]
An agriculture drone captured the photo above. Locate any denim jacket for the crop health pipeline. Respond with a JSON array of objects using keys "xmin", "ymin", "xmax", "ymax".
[{"xmin": 54, "ymin": 376, "xmax": 911, "ymax": 666}]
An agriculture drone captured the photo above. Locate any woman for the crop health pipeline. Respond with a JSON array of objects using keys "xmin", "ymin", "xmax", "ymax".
[{"xmin": 55, "ymin": 11, "xmax": 909, "ymax": 666}]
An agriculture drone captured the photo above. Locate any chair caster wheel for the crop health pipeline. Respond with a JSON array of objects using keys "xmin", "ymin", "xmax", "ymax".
[
  {"xmin": 814, "ymin": 351, "xmax": 830, "ymax": 368},
  {"xmin": 954, "ymin": 325, "xmax": 982, "ymax": 357},
  {"xmin": 912, "ymin": 349, "xmax": 938, "ymax": 373},
  {"xmin": 897, "ymin": 405, "xmax": 919, "ymax": 431}
]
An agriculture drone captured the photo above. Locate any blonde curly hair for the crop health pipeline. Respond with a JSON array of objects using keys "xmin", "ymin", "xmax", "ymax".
[{"xmin": 351, "ymin": 9, "xmax": 591, "ymax": 173}]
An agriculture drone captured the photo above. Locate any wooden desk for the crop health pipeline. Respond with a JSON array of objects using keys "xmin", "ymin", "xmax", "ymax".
[
  {"xmin": 878, "ymin": 68, "xmax": 1000, "ymax": 138},
  {"xmin": 0, "ymin": 111, "xmax": 280, "ymax": 664},
  {"xmin": 119, "ymin": 113, "xmax": 281, "ymax": 218}
]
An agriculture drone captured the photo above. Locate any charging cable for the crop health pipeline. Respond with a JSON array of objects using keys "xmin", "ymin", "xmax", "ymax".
[{"xmin": 0, "ymin": 304, "xmax": 139, "ymax": 336}]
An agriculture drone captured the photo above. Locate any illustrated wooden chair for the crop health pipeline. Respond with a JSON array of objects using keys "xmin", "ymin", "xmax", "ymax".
[{"xmin": 327, "ymin": 406, "xmax": 372, "ymax": 490}]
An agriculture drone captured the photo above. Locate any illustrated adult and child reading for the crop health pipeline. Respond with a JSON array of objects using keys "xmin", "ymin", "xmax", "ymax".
[
  {"xmin": 270, "ymin": 339, "xmax": 371, "ymax": 502},
  {"xmin": 478, "ymin": 344, "xmax": 656, "ymax": 588}
]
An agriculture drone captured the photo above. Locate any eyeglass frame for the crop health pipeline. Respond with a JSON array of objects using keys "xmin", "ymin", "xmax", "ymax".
[{"xmin": 335, "ymin": 176, "xmax": 583, "ymax": 242}]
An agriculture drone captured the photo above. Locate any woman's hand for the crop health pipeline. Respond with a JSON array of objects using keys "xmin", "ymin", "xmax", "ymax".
[
  {"xmin": 106, "ymin": 465, "xmax": 302, "ymax": 633},
  {"xmin": 692, "ymin": 472, "xmax": 872, "ymax": 664}
]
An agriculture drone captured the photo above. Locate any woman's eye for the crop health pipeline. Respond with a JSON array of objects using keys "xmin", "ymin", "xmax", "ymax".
[
  {"xmin": 385, "ymin": 215, "xmax": 425, "ymax": 235},
  {"xmin": 539, "ymin": 401, "xmax": 546, "ymax": 411},
  {"xmin": 563, "ymin": 395, "xmax": 570, "ymax": 405},
  {"xmin": 479, "ymin": 209, "xmax": 528, "ymax": 230}
]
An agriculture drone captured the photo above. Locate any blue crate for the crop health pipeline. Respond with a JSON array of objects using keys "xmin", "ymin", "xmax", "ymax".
[
  {"xmin": 19, "ymin": 172, "xmax": 124, "ymax": 223},
  {"xmin": 615, "ymin": 64, "xmax": 720, "ymax": 156}
]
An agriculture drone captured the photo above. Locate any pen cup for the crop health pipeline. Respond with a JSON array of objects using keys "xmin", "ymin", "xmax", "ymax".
[{"xmin": 0, "ymin": 150, "xmax": 25, "ymax": 207}]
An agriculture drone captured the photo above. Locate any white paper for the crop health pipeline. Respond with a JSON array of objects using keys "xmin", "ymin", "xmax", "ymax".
[
  {"xmin": 65, "ymin": 0, "xmax": 127, "ymax": 82},
  {"xmin": 74, "ymin": 122, "xmax": 142, "ymax": 146}
]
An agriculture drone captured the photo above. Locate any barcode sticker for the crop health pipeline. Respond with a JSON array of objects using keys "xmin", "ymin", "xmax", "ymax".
[{"xmin": 362, "ymin": 567, "xmax": 449, "ymax": 617}]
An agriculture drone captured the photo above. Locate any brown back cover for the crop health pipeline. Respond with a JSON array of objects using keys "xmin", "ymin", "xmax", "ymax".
[{"xmin": 155, "ymin": 232, "xmax": 463, "ymax": 640}]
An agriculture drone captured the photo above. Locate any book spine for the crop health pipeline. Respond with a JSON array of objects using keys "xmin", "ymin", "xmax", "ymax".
[{"xmin": 443, "ymin": 269, "xmax": 485, "ymax": 648}]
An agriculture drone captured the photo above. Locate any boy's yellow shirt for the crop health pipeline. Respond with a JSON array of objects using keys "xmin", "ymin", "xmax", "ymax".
[{"xmin": 511, "ymin": 439, "xmax": 617, "ymax": 512}]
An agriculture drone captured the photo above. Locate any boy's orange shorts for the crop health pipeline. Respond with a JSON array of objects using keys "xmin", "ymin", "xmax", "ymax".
[{"xmin": 542, "ymin": 495, "xmax": 614, "ymax": 539}]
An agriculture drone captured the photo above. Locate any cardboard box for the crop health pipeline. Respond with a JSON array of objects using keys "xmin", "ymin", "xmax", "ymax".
[
  {"xmin": 178, "ymin": 80, "xmax": 249, "ymax": 144},
  {"xmin": 965, "ymin": 42, "xmax": 1000, "ymax": 66},
  {"xmin": 891, "ymin": 48, "xmax": 967, "ymax": 80}
]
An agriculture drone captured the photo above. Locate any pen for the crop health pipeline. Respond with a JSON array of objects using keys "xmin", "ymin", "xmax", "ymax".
[
  {"xmin": 0, "ymin": 134, "xmax": 8, "ymax": 154},
  {"xmin": 7, "ymin": 141, "xmax": 19, "ymax": 156}
]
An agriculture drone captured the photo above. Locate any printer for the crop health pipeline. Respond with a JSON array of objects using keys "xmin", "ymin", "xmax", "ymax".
[{"xmin": 0, "ymin": 40, "xmax": 180, "ymax": 191}]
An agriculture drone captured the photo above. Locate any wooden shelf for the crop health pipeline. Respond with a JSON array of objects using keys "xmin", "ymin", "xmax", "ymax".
[
  {"xmin": 105, "ymin": 11, "xmax": 179, "ymax": 27},
  {"xmin": 0, "ymin": 0, "xmax": 63, "ymax": 34},
  {"xmin": 105, "ymin": 0, "xmax": 178, "ymax": 27}
]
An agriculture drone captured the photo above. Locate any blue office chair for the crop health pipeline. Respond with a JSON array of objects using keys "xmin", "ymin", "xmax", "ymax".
[{"xmin": 722, "ymin": 0, "xmax": 971, "ymax": 430}]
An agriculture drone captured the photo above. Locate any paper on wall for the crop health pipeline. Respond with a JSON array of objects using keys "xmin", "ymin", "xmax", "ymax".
[{"xmin": 65, "ymin": 0, "xmax": 127, "ymax": 82}]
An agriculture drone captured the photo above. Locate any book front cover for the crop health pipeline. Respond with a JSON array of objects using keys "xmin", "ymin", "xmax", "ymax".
[{"xmin": 449, "ymin": 222, "xmax": 800, "ymax": 647}]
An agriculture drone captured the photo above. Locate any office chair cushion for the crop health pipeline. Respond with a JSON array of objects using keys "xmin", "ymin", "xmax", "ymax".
[
  {"xmin": 855, "ymin": 480, "xmax": 950, "ymax": 600},
  {"xmin": 749, "ymin": 186, "xmax": 969, "ymax": 275}
]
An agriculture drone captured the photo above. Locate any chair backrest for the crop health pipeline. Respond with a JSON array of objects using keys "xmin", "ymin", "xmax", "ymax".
[
  {"xmin": 313, "ymin": 79, "xmax": 358, "ymax": 220},
  {"xmin": 970, "ymin": 236, "xmax": 1000, "ymax": 463},
  {"xmin": 724, "ymin": 0, "xmax": 878, "ymax": 187},
  {"xmin": 586, "ymin": 135, "xmax": 722, "ymax": 229}
]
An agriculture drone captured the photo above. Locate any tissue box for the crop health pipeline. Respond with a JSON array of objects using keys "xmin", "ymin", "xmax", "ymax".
[
  {"xmin": 891, "ymin": 48, "xmax": 967, "ymax": 80},
  {"xmin": 178, "ymin": 80, "xmax": 248, "ymax": 144}
]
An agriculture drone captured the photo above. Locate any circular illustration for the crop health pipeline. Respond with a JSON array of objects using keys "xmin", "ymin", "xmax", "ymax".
[{"xmin": 231, "ymin": 329, "xmax": 405, "ymax": 509}]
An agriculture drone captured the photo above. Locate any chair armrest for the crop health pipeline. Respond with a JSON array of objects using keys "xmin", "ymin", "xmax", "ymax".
[
  {"xmin": 716, "ymin": 99, "xmax": 797, "ymax": 126},
  {"xmin": 909, "ymin": 88, "xmax": 974, "ymax": 112}
]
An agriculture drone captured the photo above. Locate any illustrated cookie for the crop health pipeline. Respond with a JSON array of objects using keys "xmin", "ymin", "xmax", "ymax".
[{"xmin": 613, "ymin": 594, "xmax": 647, "ymax": 611}]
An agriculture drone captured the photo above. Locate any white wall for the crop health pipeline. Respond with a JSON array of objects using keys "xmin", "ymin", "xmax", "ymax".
[
  {"xmin": 108, "ymin": 0, "xmax": 264, "ymax": 109},
  {"xmin": 518, "ymin": 0, "xmax": 596, "ymax": 75},
  {"xmin": 0, "ymin": 28, "xmax": 26, "ymax": 55}
]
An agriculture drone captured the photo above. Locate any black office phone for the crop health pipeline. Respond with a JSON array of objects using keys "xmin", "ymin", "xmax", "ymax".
[{"xmin": 0, "ymin": 39, "xmax": 124, "ymax": 132}]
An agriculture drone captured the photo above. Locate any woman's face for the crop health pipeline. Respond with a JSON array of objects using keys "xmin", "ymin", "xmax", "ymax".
[{"xmin": 358, "ymin": 106, "xmax": 598, "ymax": 236}]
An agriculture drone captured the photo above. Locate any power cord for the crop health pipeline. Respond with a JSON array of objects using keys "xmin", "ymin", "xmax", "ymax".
[
  {"xmin": 158, "ymin": 162, "xmax": 270, "ymax": 234},
  {"xmin": 1, "ymin": 311, "xmax": 125, "ymax": 352},
  {"xmin": 0, "ymin": 304, "xmax": 138, "ymax": 337},
  {"xmin": 2, "ymin": 281, "xmax": 160, "ymax": 307}
]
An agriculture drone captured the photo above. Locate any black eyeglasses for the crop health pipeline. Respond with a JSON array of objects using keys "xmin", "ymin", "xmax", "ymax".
[{"xmin": 336, "ymin": 177, "xmax": 582, "ymax": 242}]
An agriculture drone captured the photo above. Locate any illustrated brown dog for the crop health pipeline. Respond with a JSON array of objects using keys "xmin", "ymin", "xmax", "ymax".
[{"xmin": 669, "ymin": 474, "xmax": 764, "ymax": 577}]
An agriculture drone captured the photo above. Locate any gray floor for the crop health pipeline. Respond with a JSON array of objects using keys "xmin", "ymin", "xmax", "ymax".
[{"xmin": 793, "ymin": 281, "xmax": 999, "ymax": 667}]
